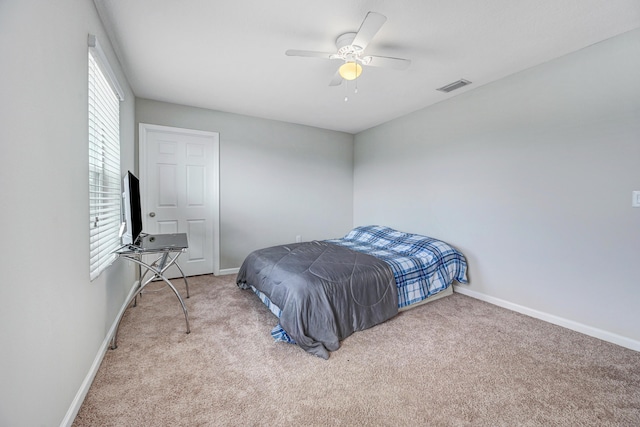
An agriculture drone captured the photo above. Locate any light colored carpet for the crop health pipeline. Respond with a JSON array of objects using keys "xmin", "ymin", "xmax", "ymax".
[{"xmin": 73, "ymin": 274, "xmax": 640, "ymax": 426}]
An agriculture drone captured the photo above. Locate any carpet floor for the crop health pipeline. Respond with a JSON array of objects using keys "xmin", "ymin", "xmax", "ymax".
[{"xmin": 73, "ymin": 274, "xmax": 640, "ymax": 426}]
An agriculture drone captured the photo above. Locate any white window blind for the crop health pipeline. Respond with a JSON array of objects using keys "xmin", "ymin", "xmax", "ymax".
[{"xmin": 88, "ymin": 36, "xmax": 123, "ymax": 280}]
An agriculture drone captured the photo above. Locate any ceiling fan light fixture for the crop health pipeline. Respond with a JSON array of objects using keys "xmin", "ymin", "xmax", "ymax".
[{"xmin": 339, "ymin": 62, "xmax": 362, "ymax": 80}]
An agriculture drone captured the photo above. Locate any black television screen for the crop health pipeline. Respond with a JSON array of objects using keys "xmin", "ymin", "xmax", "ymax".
[{"xmin": 122, "ymin": 171, "xmax": 143, "ymax": 245}]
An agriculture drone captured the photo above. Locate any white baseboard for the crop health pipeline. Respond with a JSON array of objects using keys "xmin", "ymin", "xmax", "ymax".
[
  {"xmin": 219, "ymin": 267, "xmax": 239, "ymax": 275},
  {"xmin": 60, "ymin": 281, "xmax": 141, "ymax": 427},
  {"xmin": 453, "ymin": 285, "xmax": 640, "ymax": 352}
]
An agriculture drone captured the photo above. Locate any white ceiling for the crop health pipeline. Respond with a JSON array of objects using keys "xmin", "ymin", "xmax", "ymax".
[{"xmin": 95, "ymin": 0, "xmax": 640, "ymax": 134}]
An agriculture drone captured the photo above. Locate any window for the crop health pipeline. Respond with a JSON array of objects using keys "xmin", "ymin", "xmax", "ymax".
[{"xmin": 88, "ymin": 35, "xmax": 124, "ymax": 280}]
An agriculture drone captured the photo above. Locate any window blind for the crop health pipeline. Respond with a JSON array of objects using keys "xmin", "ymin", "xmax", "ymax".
[{"xmin": 88, "ymin": 40, "xmax": 122, "ymax": 280}]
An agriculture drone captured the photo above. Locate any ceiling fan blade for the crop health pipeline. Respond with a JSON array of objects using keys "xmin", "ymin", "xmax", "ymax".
[
  {"xmin": 366, "ymin": 55, "xmax": 411, "ymax": 70},
  {"xmin": 285, "ymin": 49, "xmax": 334, "ymax": 59},
  {"xmin": 329, "ymin": 70, "xmax": 343, "ymax": 86},
  {"xmin": 352, "ymin": 12, "xmax": 387, "ymax": 50}
]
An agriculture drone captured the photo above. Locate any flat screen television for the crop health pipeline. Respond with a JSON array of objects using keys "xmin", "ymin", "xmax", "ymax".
[{"xmin": 122, "ymin": 171, "xmax": 143, "ymax": 245}]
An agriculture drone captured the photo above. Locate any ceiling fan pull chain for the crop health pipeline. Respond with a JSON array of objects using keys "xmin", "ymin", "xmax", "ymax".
[{"xmin": 344, "ymin": 77, "xmax": 349, "ymax": 102}]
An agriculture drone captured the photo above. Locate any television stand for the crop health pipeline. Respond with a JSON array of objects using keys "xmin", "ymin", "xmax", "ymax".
[{"xmin": 111, "ymin": 233, "xmax": 190, "ymax": 349}]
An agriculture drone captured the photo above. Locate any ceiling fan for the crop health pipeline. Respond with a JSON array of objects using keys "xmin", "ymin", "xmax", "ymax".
[{"xmin": 285, "ymin": 12, "xmax": 411, "ymax": 86}]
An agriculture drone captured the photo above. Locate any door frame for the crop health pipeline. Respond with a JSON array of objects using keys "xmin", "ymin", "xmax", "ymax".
[{"xmin": 138, "ymin": 123, "xmax": 220, "ymax": 275}]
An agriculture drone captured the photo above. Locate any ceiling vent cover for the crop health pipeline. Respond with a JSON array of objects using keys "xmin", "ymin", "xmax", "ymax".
[{"xmin": 437, "ymin": 79, "xmax": 472, "ymax": 93}]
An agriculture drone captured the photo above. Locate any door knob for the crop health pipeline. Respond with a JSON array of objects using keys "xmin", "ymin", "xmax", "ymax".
[{"xmin": 149, "ymin": 212, "xmax": 156, "ymax": 217}]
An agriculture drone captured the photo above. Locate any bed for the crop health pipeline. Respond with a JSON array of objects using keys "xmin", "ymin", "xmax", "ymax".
[{"xmin": 236, "ymin": 225, "xmax": 468, "ymax": 359}]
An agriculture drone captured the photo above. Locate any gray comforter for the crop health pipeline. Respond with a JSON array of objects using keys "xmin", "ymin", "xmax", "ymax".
[{"xmin": 236, "ymin": 241, "xmax": 398, "ymax": 359}]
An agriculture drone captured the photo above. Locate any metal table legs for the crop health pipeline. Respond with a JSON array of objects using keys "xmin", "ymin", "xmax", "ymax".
[{"xmin": 111, "ymin": 251, "xmax": 190, "ymax": 349}]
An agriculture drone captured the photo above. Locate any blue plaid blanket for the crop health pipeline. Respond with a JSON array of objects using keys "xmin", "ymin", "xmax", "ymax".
[
  {"xmin": 252, "ymin": 225, "xmax": 468, "ymax": 344},
  {"xmin": 327, "ymin": 225, "xmax": 468, "ymax": 308},
  {"xmin": 249, "ymin": 285, "xmax": 291, "ymax": 342}
]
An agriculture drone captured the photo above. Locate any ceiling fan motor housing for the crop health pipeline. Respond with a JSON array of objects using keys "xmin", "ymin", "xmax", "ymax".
[{"xmin": 333, "ymin": 32, "xmax": 370, "ymax": 64}]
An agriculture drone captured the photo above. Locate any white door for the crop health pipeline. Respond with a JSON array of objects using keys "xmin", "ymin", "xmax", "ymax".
[{"xmin": 139, "ymin": 123, "xmax": 220, "ymax": 277}]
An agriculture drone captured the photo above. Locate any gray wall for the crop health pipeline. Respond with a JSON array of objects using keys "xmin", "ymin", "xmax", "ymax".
[
  {"xmin": 135, "ymin": 99, "xmax": 355, "ymax": 269},
  {"xmin": 0, "ymin": 0, "xmax": 136, "ymax": 426},
  {"xmin": 354, "ymin": 29, "xmax": 640, "ymax": 344}
]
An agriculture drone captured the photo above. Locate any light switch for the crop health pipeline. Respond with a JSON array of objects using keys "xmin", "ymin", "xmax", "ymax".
[{"xmin": 633, "ymin": 191, "xmax": 640, "ymax": 208}]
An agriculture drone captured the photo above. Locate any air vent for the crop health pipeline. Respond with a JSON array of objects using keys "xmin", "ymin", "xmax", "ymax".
[{"xmin": 436, "ymin": 79, "xmax": 472, "ymax": 93}]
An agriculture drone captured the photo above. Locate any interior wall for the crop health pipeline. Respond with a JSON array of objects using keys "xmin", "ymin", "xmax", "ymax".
[
  {"xmin": 353, "ymin": 29, "xmax": 640, "ymax": 345},
  {"xmin": 135, "ymin": 99, "xmax": 355, "ymax": 270},
  {"xmin": 0, "ymin": 1, "xmax": 136, "ymax": 426}
]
